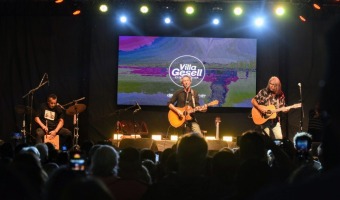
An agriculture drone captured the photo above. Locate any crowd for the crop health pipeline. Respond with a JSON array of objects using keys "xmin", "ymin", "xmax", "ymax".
[{"xmin": 0, "ymin": 126, "xmax": 339, "ymax": 200}]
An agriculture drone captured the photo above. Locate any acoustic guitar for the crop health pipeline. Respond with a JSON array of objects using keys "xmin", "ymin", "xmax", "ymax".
[
  {"xmin": 251, "ymin": 103, "xmax": 301, "ymax": 125},
  {"xmin": 168, "ymin": 100, "xmax": 219, "ymax": 128}
]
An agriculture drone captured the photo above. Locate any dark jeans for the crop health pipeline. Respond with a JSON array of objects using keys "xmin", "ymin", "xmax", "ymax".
[{"xmin": 36, "ymin": 127, "xmax": 72, "ymax": 148}]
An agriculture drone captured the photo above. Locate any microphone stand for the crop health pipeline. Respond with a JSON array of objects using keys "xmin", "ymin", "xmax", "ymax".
[
  {"xmin": 62, "ymin": 97, "xmax": 85, "ymax": 151},
  {"xmin": 22, "ymin": 80, "xmax": 48, "ymax": 144},
  {"xmin": 298, "ymin": 84, "xmax": 304, "ymax": 131}
]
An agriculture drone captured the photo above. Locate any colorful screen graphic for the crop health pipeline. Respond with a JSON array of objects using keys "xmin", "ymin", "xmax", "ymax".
[{"xmin": 117, "ymin": 36, "xmax": 257, "ymax": 108}]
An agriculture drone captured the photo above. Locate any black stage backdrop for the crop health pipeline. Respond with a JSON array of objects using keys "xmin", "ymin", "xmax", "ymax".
[{"xmin": 0, "ymin": 2, "xmax": 338, "ymax": 145}]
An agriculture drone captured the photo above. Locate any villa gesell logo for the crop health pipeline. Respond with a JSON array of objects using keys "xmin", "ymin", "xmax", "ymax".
[{"xmin": 168, "ymin": 55, "xmax": 206, "ymax": 87}]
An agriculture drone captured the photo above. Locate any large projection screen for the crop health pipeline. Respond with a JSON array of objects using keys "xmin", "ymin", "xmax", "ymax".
[{"xmin": 117, "ymin": 36, "xmax": 257, "ymax": 108}]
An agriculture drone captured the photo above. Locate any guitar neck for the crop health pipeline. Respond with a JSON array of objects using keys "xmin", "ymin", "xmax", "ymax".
[{"xmin": 274, "ymin": 105, "xmax": 297, "ymax": 113}]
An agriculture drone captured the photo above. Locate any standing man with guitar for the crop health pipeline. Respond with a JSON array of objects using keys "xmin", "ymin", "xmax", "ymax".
[
  {"xmin": 251, "ymin": 76, "xmax": 291, "ymax": 139},
  {"xmin": 168, "ymin": 75, "xmax": 207, "ymax": 136}
]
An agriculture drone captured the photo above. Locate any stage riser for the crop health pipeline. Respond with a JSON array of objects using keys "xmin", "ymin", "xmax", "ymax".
[{"xmin": 116, "ymin": 138, "xmax": 237, "ymax": 152}]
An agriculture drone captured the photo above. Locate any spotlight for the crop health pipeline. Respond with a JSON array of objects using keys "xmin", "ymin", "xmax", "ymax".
[
  {"xmin": 152, "ymin": 135, "xmax": 162, "ymax": 141},
  {"xmin": 170, "ymin": 135, "xmax": 178, "ymax": 141},
  {"xmin": 275, "ymin": 6, "xmax": 285, "ymax": 16},
  {"xmin": 72, "ymin": 3, "xmax": 81, "ymax": 16},
  {"xmin": 99, "ymin": 4, "xmax": 108, "ymax": 13},
  {"xmin": 212, "ymin": 18, "xmax": 220, "ymax": 25},
  {"xmin": 299, "ymin": 15, "xmax": 307, "ymax": 22},
  {"xmin": 313, "ymin": 3, "xmax": 321, "ymax": 10},
  {"xmin": 185, "ymin": 6, "xmax": 194, "ymax": 15},
  {"xmin": 164, "ymin": 17, "xmax": 172, "ymax": 24},
  {"xmin": 233, "ymin": 6, "xmax": 243, "ymax": 16},
  {"xmin": 222, "ymin": 136, "xmax": 233, "ymax": 142},
  {"xmin": 254, "ymin": 17, "xmax": 265, "ymax": 27},
  {"xmin": 113, "ymin": 133, "xmax": 123, "ymax": 140},
  {"xmin": 140, "ymin": 5, "xmax": 149, "ymax": 14},
  {"xmin": 205, "ymin": 136, "xmax": 216, "ymax": 140},
  {"xmin": 72, "ymin": 9, "xmax": 81, "ymax": 16},
  {"xmin": 120, "ymin": 16, "xmax": 127, "ymax": 23}
]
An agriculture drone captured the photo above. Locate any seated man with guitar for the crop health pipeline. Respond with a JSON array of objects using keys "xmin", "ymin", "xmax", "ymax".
[
  {"xmin": 251, "ymin": 76, "xmax": 301, "ymax": 139},
  {"xmin": 168, "ymin": 75, "xmax": 208, "ymax": 136}
]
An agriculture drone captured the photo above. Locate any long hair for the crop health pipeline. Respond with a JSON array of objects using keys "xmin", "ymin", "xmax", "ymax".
[{"xmin": 266, "ymin": 76, "xmax": 283, "ymax": 95}]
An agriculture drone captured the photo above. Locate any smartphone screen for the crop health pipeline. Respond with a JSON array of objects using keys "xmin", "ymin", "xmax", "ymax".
[
  {"xmin": 70, "ymin": 153, "xmax": 86, "ymax": 171},
  {"xmin": 155, "ymin": 153, "xmax": 159, "ymax": 163},
  {"xmin": 296, "ymin": 139, "xmax": 308, "ymax": 151}
]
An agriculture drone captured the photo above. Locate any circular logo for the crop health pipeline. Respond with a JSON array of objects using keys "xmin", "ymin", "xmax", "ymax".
[{"xmin": 168, "ymin": 55, "xmax": 205, "ymax": 87}]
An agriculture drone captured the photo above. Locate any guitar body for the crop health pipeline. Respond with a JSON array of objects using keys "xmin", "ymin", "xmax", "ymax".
[
  {"xmin": 168, "ymin": 107, "xmax": 193, "ymax": 128},
  {"xmin": 168, "ymin": 100, "xmax": 219, "ymax": 128},
  {"xmin": 251, "ymin": 103, "xmax": 301, "ymax": 125},
  {"xmin": 252, "ymin": 105, "xmax": 277, "ymax": 125}
]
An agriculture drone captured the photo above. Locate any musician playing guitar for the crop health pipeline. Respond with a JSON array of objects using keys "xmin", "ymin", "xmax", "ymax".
[
  {"xmin": 168, "ymin": 75, "xmax": 207, "ymax": 136},
  {"xmin": 251, "ymin": 76, "xmax": 290, "ymax": 139}
]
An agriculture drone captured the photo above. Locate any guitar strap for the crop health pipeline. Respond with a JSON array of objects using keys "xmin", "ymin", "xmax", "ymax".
[
  {"xmin": 191, "ymin": 89, "xmax": 195, "ymax": 107},
  {"xmin": 185, "ymin": 90, "xmax": 189, "ymax": 106}
]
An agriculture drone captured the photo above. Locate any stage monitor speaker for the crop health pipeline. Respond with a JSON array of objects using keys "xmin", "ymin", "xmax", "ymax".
[
  {"xmin": 207, "ymin": 140, "xmax": 229, "ymax": 151},
  {"xmin": 119, "ymin": 138, "xmax": 158, "ymax": 152}
]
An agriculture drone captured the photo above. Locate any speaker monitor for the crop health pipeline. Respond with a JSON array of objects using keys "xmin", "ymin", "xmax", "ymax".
[
  {"xmin": 119, "ymin": 138, "xmax": 158, "ymax": 152},
  {"xmin": 207, "ymin": 140, "xmax": 229, "ymax": 151}
]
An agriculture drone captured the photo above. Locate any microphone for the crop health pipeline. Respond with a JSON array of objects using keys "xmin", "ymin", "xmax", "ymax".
[
  {"xmin": 57, "ymin": 103, "xmax": 65, "ymax": 110},
  {"xmin": 298, "ymin": 83, "xmax": 301, "ymax": 87}
]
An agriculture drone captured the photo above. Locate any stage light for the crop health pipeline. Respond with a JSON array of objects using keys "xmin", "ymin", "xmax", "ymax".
[
  {"xmin": 164, "ymin": 17, "xmax": 172, "ymax": 24},
  {"xmin": 129, "ymin": 134, "xmax": 141, "ymax": 139},
  {"xmin": 170, "ymin": 135, "xmax": 178, "ymax": 141},
  {"xmin": 140, "ymin": 5, "xmax": 149, "ymax": 14},
  {"xmin": 120, "ymin": 16, "xmax": 127, "ymax": 23},
  {"xmin": 212, "ymin": 18, "xmax": 220, "ymax": 25},
  {"xmin": 72, "ymin": 3, "xmax": 81, "ymax": 16},
  {"xmin": 72, "ymin": 9, "xmax": 81, "ymax": 16},
  {"xmin": 205, "ymin": 136, "xmax": 216, "ymax": 140},
  {"xmin": 254, "ymin": 17, "xmax": 264, "ymax": 27},
  {"xmin": 313, "ymin": 3, "xmax": 321, "ymax": 10},
  {"xmin": 222, "ymin": 136, "xmax": 233, "ymax": 142},
  {"xmin": 299, "ymin": 15, "xmax": 307, "ymax": 22},
  {"xmin": 99, "ymin": 4, "xmax": 108, "ymax": 13},
  {"xmin": 152, "ymin": 135, "xmax": 162, "ymax": 141},
  {"xmin": 55, "ymin": 0, "xmax": 63, "ymax": 3},
  {"xmin": 275, "ymin": 6, "xmax": 285, "ymax": 16},
  {"xmin": 233, "ymin": 6, "xmax": 243, "ymax": 16},
  {"xmin": 113, "ymin": 133, "xmax": 123, "ymax": 140},
  {"xmin": 185, "ymin": 6, "xmax": 195, "ymax": 15}
]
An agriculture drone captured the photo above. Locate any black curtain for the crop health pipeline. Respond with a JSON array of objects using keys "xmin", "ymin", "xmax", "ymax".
[{"xmin": 0, "ymin": 2, "xmax": 337, "ymax": 145}]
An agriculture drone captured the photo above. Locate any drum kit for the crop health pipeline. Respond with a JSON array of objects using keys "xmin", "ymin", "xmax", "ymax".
[
  {"xmin": 15, "ymin": 97, "xmax": 87, "ymax": 150},
  {"xmin": 17, "ymin": 73, "xmax": 87, "ymax": 148}
]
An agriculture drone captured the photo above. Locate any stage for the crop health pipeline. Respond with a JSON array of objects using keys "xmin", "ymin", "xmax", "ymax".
[{"xmin": 112, "ymin": 135, "xmax": 238, "ymax": 152}]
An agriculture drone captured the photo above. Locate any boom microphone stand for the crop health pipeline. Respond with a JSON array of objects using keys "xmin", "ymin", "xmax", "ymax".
[
  {"xmin": 298, "ymin": 83, "xmax": 304, "ymax": 131},
  {"xmin": 22, "ymin": 74, "xmax": 48, "ymax": 144}
]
